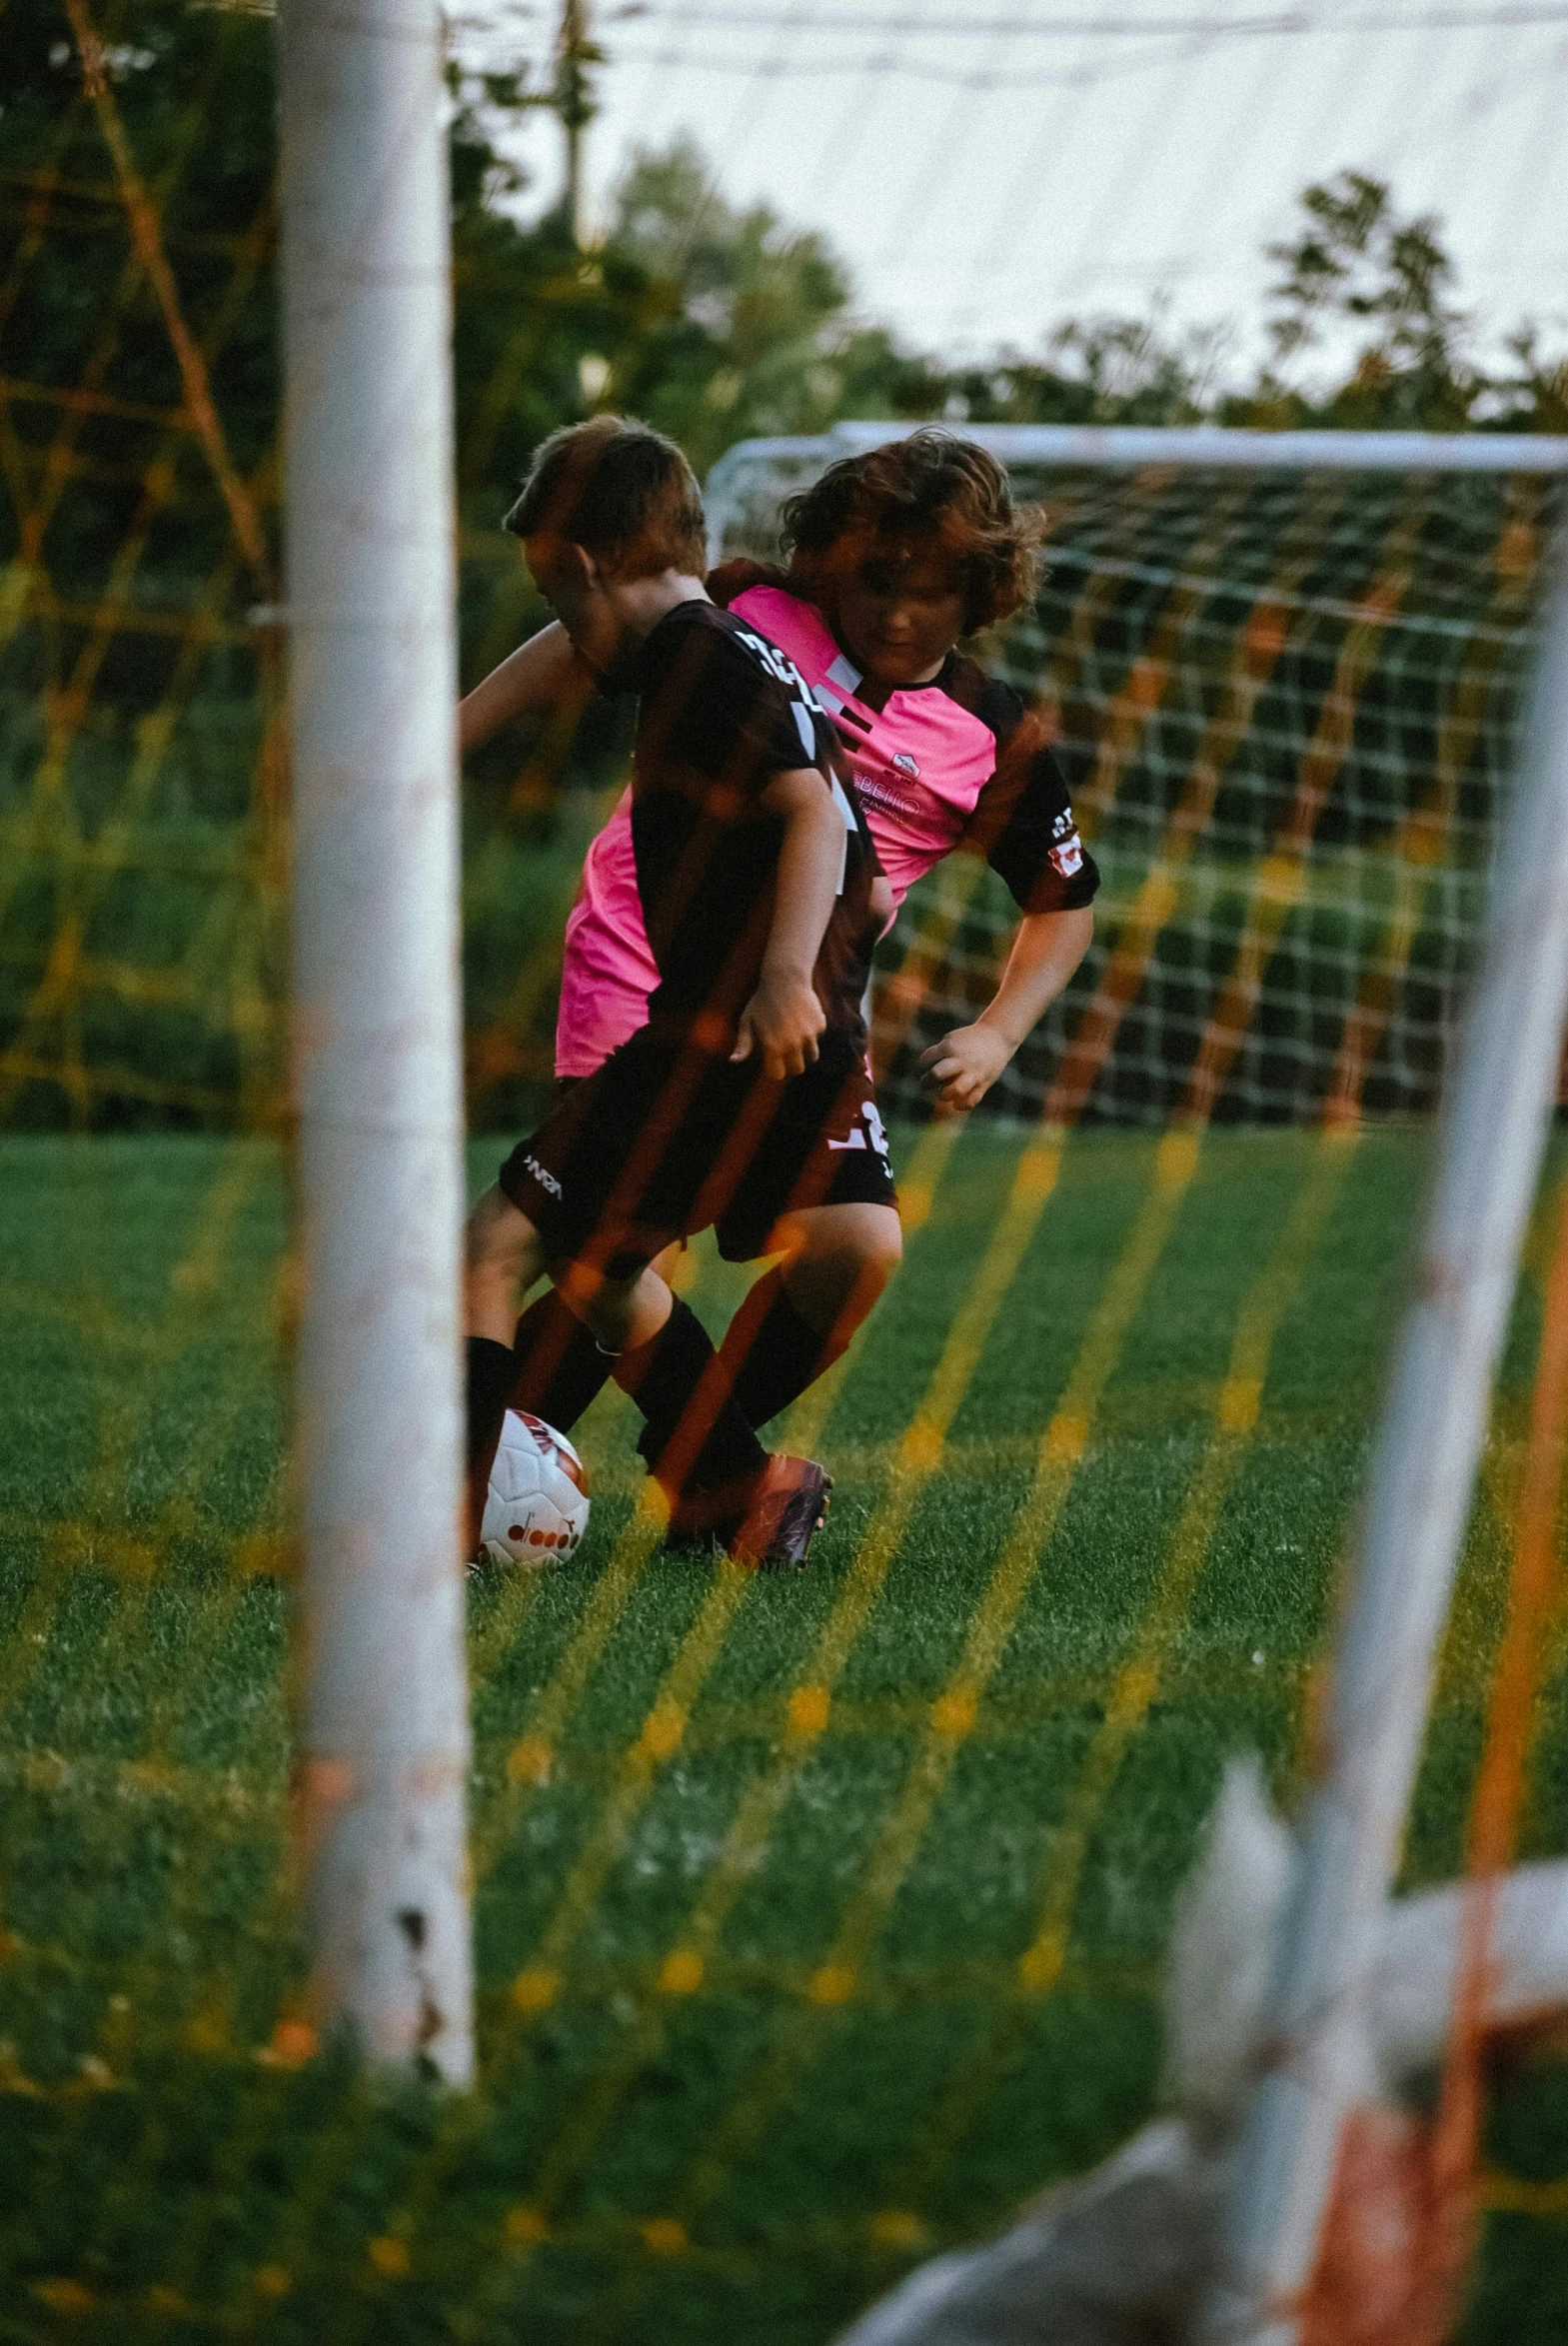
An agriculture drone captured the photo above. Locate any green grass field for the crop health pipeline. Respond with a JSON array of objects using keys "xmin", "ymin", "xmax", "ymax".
[{"xmin": 3, "ymin": 1121, "xmax": 1568, "ymax": 2343}]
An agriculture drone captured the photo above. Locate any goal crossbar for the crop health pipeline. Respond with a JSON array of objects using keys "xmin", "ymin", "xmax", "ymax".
[{"xmin": 707, "ymin": 425, "xmax": 1568, "ymax": 562}]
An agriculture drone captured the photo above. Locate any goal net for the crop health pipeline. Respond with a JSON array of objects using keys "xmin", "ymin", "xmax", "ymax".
[{"xmin": 708, "ymin": 426, "xmax": 1568, "ymax": 1131}]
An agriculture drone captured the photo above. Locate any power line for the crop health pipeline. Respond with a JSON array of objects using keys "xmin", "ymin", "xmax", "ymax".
[
  {"xmin": 607, "ymin": 4, "xmax": 1568, "ymax": 35},
  {"xmin": 461, "ymin": 4, "xmax": 1568, "ymax": 111},
  {"xmin": 610, "ymin": 41, "xmax": 1220, "ymax": 90},
  {"xmin": 607, "ymin": 25, "xmax": 1568, "ymax": 93}
]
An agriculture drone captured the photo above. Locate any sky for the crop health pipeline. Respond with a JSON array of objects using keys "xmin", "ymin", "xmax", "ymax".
[{"xmin": 461, "ymin": 2, "xmax": 1568, "ymax": 380}]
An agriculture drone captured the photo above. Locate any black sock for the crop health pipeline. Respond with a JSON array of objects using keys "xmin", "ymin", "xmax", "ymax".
[
  {"xmin": 467, "ymin": 1334, "xmax": 519, "ymax": 1481},
  {"xmin": 511, "ymin": 1291, "xmax": 614, "ymax": 1433},
  {"xmin": 615, "ymin": 1296, "xmax": 767, "ymax": 1496},
  {"xmin": 721, "ymin": 1266, "xmax": 838, "ymax": 1430}
]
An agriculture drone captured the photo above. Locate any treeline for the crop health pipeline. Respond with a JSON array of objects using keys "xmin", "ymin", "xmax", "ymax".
[
  {"xmin": 929, "ymin": 170, "xmax": 1568, "ymax": 441},
  {"xmin": 5, "ymin": 0, "xmax": 1567, "ymax": 606}
]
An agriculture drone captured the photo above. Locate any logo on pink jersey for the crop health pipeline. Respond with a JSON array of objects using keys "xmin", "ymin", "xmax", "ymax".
[
  {"xmin": 854, "ymin": 772, "xmax": 921, "ymax": 819},
  {"xmin": 892, "ymin": 752, "xmax": 920, "ymax": 778}
]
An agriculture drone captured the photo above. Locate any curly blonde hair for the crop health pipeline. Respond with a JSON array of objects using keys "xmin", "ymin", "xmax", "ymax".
[{"xmin": 779, "ymin": 430, "xmax": 1043, "ymax": 635}]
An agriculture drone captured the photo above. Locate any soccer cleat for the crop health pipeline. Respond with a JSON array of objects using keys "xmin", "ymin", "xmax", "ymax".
[
  {"xmin": 665, "ymin": 1454, "xmax": 830, "ymax": 1570},
  {"xmin": 731, "ymin": 1454, "xmax": 831, "ymax": 1570}
]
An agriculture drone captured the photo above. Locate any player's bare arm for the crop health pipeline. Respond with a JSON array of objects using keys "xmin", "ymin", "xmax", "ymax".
[
  {"xmin": 920, "ymin": 903, "xmax": 1094, "ymax": 1112},
  {"xmin": 457, "ymin": 620, "xmax": 592, "ymax": 754},
  {"xmin": 730, "ymin": 764, "xmax": 846, "ymax": 1081}
]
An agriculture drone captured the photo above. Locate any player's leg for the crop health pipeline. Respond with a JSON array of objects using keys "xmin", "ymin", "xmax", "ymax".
[
  {"xmin": 503, "ymin": 1063, "xmax": 629, "ymax": 1434},
  {"xmin": 720, "ymin": 1200, "xmax": 902, "ymax": 1430},
  {"xmin": 506, "ymin": 1237, "xmax": 686, "ymax": 1432},
  {"xmin": 466, "ymin": 1172, "xmax": 751, "ymax": 1542},
  {"xmin": 464, "ymin": 1182, "xmax": 550, "ymax": 1534},
  {"xmin": 547, "ymin": 1248, "xmax": 827, "ymax": 1567},
  {"xmin": 711, "ymin": 1069, "xmax": 901, "ymax": 1430},
  {"xmin": 508, "ymin": 1285, "xmax": 616, "ymax": 1427},
  {"xmin": 558, "ymin": 1252, "xmax": 759, "ymax": 1491},
  {"xmin": 467, "ymin": 1181, "xmax": 546, "ymax": 1339},
  {"xmin": 500, "ymin": 1037, "xmax": 831, "ymax": 1566},
  {"xmin": 466, "ymin": 1058, "xmax": 625, "ymax": 1511},
  {"xmin": 510, "ymin": 1185, "xmax": 901, "ymax": 1442}
]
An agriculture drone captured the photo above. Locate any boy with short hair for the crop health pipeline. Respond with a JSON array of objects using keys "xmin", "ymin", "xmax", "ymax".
[{"xmin": 465, "ymin": 416, "xmax": 893, "ymax": 1570}]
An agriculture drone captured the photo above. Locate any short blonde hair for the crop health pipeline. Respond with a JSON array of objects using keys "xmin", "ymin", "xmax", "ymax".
[{"xmin": 505, "ymin": 416, "xmax": 707, "ymax": 578}]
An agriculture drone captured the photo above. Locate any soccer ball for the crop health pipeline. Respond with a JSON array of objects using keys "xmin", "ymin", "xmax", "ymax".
[{"xmin": 481, "ymin": 1409, "xmax": 590, "ymax": 1568}]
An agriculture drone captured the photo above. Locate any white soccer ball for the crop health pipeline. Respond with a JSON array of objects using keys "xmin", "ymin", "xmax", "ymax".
[{"xmin": 481, "ymin": 1409, "xmax": 591, "ymax": 1568}]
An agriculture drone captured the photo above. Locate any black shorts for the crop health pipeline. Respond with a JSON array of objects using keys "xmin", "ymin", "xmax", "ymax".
[{"xmin": 498, "ymin": 1028, "xmax": 897, "ymax": 1275}]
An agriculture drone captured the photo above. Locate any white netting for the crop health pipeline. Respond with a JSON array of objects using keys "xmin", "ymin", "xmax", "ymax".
[{"xmin": 707, "ymin": 428, "xmax": 1568, "ymax": 1128}]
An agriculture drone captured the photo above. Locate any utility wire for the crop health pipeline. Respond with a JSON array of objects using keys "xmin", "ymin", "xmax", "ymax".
[
  {"xmin": 459, "ymin": 3, "xmax": 1568, "ymax": 110},
  {"xmin": 611, "ymin": 40, "xmax": 1568, "ymax": 95},
  {"xmin": 606, "ymin": 4, "xmax": 1568, "ymax": 35},
  {"xmin": 609, "ymin": 42, "xmax": 1215, "ymax": 90},
  {"xmin": 607, "ymin": 3, "xmax": 1568, "ymax": 92}
]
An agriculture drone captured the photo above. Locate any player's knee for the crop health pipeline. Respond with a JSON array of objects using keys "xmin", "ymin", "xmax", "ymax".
[
  {"xmin": 562, "ymin": 1261, "xmax": 664, "ymax": 1355},
  {"xmin": 849, "ymin": 1205, "xmax": 903, "ymax": 1291},
  {"xmin": 788, "ymin": 1202, "xmax": 901, "ymax": 1310}
]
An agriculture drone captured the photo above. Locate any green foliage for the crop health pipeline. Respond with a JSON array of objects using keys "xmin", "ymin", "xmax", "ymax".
[
  {"xmin": 0, "ymin": 0, "xmax": 278, "ymax": 599},
  {"xmin": 599, "ymin": 139, "xmax": 940, "ymax": 472},
  {"xmin": 1213, "ymin": 167, "xmax": 1566, "ymax": 433},
  {"xmin": 1246, "ymin": 168, "xmax": 1481, "ymax": 430},
  {"xmin": 945, "ymin": 172, "xmax": 1568, "ymax": 437},
  {"xmin": 1267, "ymin": 169, "xmax": 1464, "ymax": 366},
  {"xmin": 3, "ymin": 4, "xmax": 1564, "ymax": 590},
  {"xmin": 928, "ymin": 305, "xmax": 1229, "ymax": 431}
]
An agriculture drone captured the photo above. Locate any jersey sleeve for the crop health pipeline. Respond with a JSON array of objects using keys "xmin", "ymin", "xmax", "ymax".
[
  {"xmin": 959, "ymin": 679, "xmax": 1100, "ymax": 916},
  {"xmin": 656, "ymin": 622, "xmax": 821, "ymax": 796}
]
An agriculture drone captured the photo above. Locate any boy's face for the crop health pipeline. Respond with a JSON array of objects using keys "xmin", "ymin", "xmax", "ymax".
[
  {"xmin": 830, "ymin": 538, "xmax": 966, "ymax": 689},
  {"xmin": 524, "ymin": 536, "xmax": 631, "ymax": 675}
]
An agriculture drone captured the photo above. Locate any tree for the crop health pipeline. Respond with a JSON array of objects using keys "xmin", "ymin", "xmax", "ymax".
[
  {"xmin": 0, "ymin": 0, "xmax": 280, "ymax": 615},
  {"xmin": 934, "ymin": 169, "xmax": 1566, "ymax": 438},
  {"xmin": 593, "ymin": 139, "xmax": 938, "ymax": 473},
  {"xmin": 1235, "ymin": 169, "xmax": 1478, "ymax": 431},
  {"xmin": 932, "ymin": 306, "xmax": 1228, "ymax": 431}
]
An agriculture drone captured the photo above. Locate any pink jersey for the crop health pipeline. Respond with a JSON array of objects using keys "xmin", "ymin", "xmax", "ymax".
[
  {"xmin": 556, "ymin": 793, "xmax": 655, "ymax": 1078},
  {"xmin": 553, "ymin": 581, "xmax": 1094, "ymax": 1079}
]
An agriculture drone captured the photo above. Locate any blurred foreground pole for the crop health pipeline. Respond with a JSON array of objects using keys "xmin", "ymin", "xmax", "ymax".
[
  {"xmin": 277, "ymin": 0, "xmax": 473, "ymax": 2082},
  {"xmin": 1203, "ymin": 552, "xmax": 1568, "ymax": 2340}
]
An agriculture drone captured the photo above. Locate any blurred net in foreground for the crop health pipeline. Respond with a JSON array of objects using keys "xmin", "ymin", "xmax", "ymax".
[
  {"xmin": 0, "ymin": 0, "xmax": 622, "ymax": 1143},
  {"xmin": 711, "ymin": 430, "xmax": 1568, "ymax": 1130}
]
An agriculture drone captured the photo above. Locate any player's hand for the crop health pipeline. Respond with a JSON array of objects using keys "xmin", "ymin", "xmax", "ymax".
[
  {"xmin": 732, "ymin": 969, "xmax": 825, "ymax": 1081},
  {"xmin": 918, "ymin": 1022, "xmax": 1015, "ymax": 1113}
]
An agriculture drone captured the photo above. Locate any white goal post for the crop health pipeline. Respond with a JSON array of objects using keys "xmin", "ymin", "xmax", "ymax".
[
  {"xmin": 277, "ymin": 0, "xmax": 473, "ymax": 2083},
  {"xmin": 1204, "ymin": 537, "xmax": 1568, "ymax": 2340}
]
